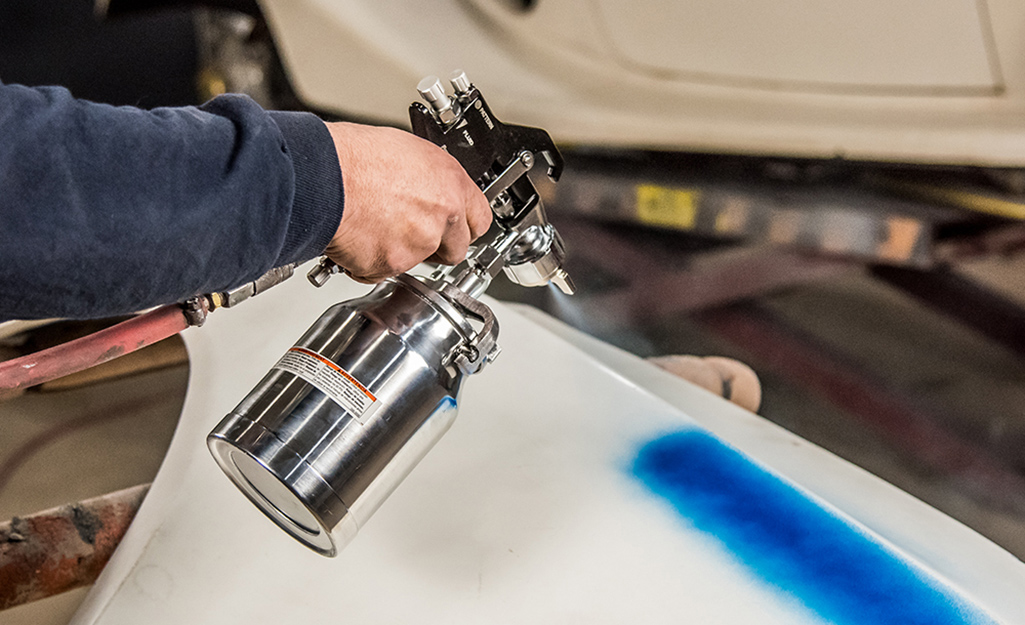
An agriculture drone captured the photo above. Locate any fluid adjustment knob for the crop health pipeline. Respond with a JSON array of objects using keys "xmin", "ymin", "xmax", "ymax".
[{"xmin": 417, "ymin": 76, "xmax": 455, "ymax": 123}]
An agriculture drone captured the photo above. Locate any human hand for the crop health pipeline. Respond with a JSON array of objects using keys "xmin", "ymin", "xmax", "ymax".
[
  {"xmin": 322, "ymin": 121, "xmax": 492, "ymax": 283},
  {"xmin": 647, "ymin": 355, "xmax": 762, "ymax": 412}
]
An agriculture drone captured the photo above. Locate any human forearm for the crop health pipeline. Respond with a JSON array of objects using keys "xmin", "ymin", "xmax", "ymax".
[{"xmin": 0, "ymin": 84, "xmax": 343, "ymax": 320}]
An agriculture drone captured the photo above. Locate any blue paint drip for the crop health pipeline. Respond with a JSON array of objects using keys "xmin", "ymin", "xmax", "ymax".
[{"xmin": 631, "ymin": 430, "xmax": 995, "ymax": 625}]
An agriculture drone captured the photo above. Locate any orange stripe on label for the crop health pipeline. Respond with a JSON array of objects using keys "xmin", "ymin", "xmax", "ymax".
[{"xmin": 289, "ymin": 347, "xmax": 376, "ymax": 402}]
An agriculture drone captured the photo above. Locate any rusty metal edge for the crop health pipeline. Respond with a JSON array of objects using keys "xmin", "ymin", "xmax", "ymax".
[{"xmin": 0, "ymin": 483, "xmax": 150, "ymax": 611}]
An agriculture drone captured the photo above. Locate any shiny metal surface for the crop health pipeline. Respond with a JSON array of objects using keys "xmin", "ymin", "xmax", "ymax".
[
  {"xmin": 503, "ymin": 224, "xmax": 575, "ymax": 294},
  {"xmin": 483, "ymin": 150, "xmax": 534, "ymax": 204},
  {"xmin": 306, "ymin": 257, "xmax": 340, "ymax": 287},
  {"xmin": 218, "ymin": 264, "xmax": 296, "ymax": 308},
  {"xmin": 208, "ymin": 277, "xmax": 478, "ymax": 555},
  {"xmin": 449, "ymin": 69, "xmax": 471, "ymax": 95},
  {"xmin": 208, "ymin": 75, "xmax": 574, "ymax": 556},
  {"xmin": 416, "ymin": 76, "xmax": 456, "ymax": 124}
]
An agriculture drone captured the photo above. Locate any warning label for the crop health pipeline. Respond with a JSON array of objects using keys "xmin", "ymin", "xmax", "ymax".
[{"xmin": 273, "ymin": 347, "xmax": 377, "ymax": 422}]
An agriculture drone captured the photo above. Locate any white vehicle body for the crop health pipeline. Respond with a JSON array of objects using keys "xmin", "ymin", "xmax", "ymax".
[
  {"xmin": 259, "ymin": 0, "xmax": 1025, "ymax": 167},
  {"xmin": 70, "ymin": 272, "xmax": 1025, "ymax": 624}
]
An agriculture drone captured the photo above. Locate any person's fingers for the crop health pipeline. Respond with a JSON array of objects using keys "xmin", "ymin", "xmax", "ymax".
[
  {"xmin": 467, "ymin": 191, "xmax": 493, "ymax": 240},
  {"xmin": 647, "ymin": 356, "xmax": 722, "ymax": 396},
  {"xmin": 647, "ymin": 354, "xmax": 762, "ymax": 413},
  {"xmin": 323, "ymin": 121, "xmax": 496, "ymax": 277},
  {"xmin": 703, "ymin": 357, "xmax": 762, "ymax": 413},
  {"xmin": 432, "ymin": 215, "xmax": 472, "ymax": 266}
]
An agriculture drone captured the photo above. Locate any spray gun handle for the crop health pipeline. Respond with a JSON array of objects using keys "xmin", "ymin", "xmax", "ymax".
[{"xmin": 307, "ymin": 72, "xmax": 572, "ymax": 294}]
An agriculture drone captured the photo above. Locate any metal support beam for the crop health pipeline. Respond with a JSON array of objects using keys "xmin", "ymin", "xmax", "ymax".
[
  {"xmin": 872, "ymin": 265, "xmax": 1025, "ymax": 358},
  {"xmin": 550, "ymin": 155, "xmax": 964, "ymax": 266},
  {"xmin": 550, "ymin": 219, "xmax": 853, "ymax": 331}
]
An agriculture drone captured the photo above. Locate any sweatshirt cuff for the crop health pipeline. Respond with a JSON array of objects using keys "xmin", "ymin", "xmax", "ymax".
[{"xmin": 268, "ymin": 110, "xmax": 344, "ymax": 266}]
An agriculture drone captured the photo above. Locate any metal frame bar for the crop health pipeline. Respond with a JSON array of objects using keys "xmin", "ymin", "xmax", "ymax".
[{"xmin": 0, "ymin": 485, "xmax": 149, "ymax": 610}]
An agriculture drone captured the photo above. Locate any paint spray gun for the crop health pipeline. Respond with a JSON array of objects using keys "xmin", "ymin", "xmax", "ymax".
[{"xmin": 207, "ymin": 71, "xmax": 574, "ymax": 556}]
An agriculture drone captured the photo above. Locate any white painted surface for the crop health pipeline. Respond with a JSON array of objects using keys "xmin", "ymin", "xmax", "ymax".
[
  {"xmin": 594, "ymin": 0, "xmax": 995, "ymax": 89},
  {"xmin": 257, "ymin": 0, "xmax": 1025, "ymax": 165},
  {"xmin": 69, "ymin": 270, "xmax": 1024, "ymax": 624},
  {"xmin": 513, "ymin": 305, "xmax": 1025, "ymax": 621}
]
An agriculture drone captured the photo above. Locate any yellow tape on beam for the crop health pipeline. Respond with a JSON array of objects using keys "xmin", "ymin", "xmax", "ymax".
[
  {"xmin": 636, "ymin": 184, "xmax": 699, "ymax": 230},
  {"xmin": 887, "ymin": 180, "xmax": 1025, "ymax": 221}
]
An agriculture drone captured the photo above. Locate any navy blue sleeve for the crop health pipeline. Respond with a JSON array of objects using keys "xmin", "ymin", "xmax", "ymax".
[{"xmin": 0, "ymin": 82, "xmax": 344, "ymax": 320}]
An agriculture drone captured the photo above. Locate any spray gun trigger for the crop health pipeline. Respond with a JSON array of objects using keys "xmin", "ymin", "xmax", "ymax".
[{"xmin": 482, "ymin": 150, "xmax": 535, "ymax": 205}]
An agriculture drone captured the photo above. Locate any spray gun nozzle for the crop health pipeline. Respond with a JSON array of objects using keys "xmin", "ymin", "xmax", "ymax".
[{"xmin": 551, "ymin": 270, "xmax": 576, "ymax": 295}]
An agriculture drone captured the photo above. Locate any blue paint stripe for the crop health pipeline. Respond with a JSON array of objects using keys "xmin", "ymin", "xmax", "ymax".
[{"xmin": 631, "ymin": 430, "xmax": 996, "ymax": 625}]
